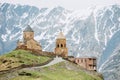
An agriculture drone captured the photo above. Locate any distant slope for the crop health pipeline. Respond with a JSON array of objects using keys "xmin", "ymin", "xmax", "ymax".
[
  {"xmin": 99, "ymin": 45, "xmax": 120, "ymax": 80},
  {"xmin": 99, "ymin": 30, "xmax": 120, "ymax": 69},
  {"xmin": 0, "ymin": 50, "xmax": 52, "ymax": 71}
]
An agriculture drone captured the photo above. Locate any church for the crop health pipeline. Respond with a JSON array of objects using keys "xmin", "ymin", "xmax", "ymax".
[
  {"xmin": 17, "ymin": 25, "xmax": 68, "ymax": 57},
  {"xmin": 17, "ymin": 25, "xmax": 42, "ymax": 51},
  {"xmin": 16, "ymin": 25, "xmax": 96, "ymax": 71}
]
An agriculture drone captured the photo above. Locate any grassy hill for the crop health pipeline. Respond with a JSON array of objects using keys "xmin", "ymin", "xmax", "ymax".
[
  {"xmin": 0, "ymin": 50, "xmax": 103, "ymax": 80},
  {"xmin": 0, "ymin": 50, "xmax": 51, "ymax": 71},
  {"xmin": 11, "ymin": 61, "xmax": 103, "ymax": 80}
]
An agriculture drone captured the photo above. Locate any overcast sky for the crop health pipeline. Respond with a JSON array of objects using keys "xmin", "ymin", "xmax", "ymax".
[{"xmin": 0, "ymin": 0, "xmax": 120, "ymax": 10}]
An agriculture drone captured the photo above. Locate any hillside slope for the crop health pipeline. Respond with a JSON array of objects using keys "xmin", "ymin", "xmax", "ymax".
[
  {"xmin": 0, "ymin": 60, "xmax": 103, "ymax": 80},
  {"xmin": 0, "ymin": 50, "xmax": 103, "ymax": 80},
  {"xmin": 0, "ymin": 50, "xmax": 52, "ymax": 71},
  {"xmin": 99, "ymin": 45, "xmax": 120, "ymax": 80}
]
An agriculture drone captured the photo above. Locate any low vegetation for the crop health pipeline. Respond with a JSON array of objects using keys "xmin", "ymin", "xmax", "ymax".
[
  {"xmin": 0, "ymin": 50, "xmax": 51, "ymax": 71},
  {"xmin": 11, "ymin": 61, "xmax": 103, "ymax": 80}
]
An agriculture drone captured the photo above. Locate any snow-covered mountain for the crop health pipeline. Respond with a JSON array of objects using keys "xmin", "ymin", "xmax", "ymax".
[{"xmin": 0, "ymin": 3, "xmax": 120, "ymax": 80}]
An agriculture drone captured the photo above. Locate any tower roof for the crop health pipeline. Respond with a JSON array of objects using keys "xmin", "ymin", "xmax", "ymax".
[
  {"xmin": 57, "ymin": 32, "xmax": 66, "ymax": 39},
  {"xmin": 24, "ymin": 25, "xmax": 34, "ymax": 32}
]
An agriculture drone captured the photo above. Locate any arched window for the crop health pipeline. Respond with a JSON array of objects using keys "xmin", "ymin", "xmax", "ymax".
[
  {"xmin": 61, "ymin": 44, "xmax": 63, "ymax": 47},
  {"xmin": 57, "ymin": 44, "xmax": 59, "ymax": 48}
]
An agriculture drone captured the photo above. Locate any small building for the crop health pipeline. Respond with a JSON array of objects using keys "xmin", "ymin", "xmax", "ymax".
[
  {"xmin": 17, "ymin": 25, "xmax": 42, "ymax": 51},
  {"xmin": 75, "ymin": 57, "xmax": 97, "ymax": 71},
  {"xmin": 54, "ymin": 32, "xmax": 68, "ymax": 57}
]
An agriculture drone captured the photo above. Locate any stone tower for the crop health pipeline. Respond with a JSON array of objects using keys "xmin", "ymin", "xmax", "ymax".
[
  {"xmin": 54, "ymin": 32, "xmax": 68, "ymax": 57},
  {"xmin": 23, "ymin": 25, "xmax": 34, "ymax": 41}
]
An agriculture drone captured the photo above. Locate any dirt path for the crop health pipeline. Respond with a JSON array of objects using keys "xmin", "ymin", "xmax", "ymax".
[
  {"xmin": 22, "ymin": 56, "xmax": 64, "ymax": 71},
  {"xmin": 41, "ymin": 56, "xmax": 64, "ymax": 67}
]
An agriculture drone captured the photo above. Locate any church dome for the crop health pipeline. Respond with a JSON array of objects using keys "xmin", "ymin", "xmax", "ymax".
[
  {"xmin": 57, "ymin": 32, "xmax": 66, "ymax": 39},
  {"xmin": 24, "ymin": 25, "xmax": 34, "ymax": 32}
]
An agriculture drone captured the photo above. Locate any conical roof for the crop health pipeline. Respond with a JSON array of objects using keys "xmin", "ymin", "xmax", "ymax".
[
  {"xmin": 24, "ymin": 25, "xmax": 34, "ymax": 32},
  {"xmin": 57, "ymin": 32, "xmax": 66, "ymax": 39}
]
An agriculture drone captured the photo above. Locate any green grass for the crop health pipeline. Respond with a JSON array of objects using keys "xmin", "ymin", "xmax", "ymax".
[
  {"xmin": 0, "ymin": 50, "xmax": 103, "ymax": 80},
  {"xmin": 11, "ymin": 62, "xmax": 103, "ymax": 80},
  {"xmin": 0, "ymin": 50, "xmax": 51, "ymax": 71}
]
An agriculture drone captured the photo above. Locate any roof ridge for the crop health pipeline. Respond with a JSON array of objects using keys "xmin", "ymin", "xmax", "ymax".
[{"xmin": 24, "ymin": 25, "xmax": 34, "ymax": 32}]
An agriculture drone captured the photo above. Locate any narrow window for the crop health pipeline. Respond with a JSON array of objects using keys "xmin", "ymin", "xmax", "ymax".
[
  {"xmin": 89, "ymin": 65, "xmax": 92, "ymax": 69},
  {"xmin": 61, "ymin": 44, "xmax": 63, "ymax": 47},
  {"xmin": 57, "ymin": 44, "xmax": 59, "ymax": 48}
]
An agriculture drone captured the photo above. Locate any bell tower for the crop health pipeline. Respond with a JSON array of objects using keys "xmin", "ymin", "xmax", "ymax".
[
  {"xmin": 23, "ymin": 25, "xmax": 34, "ymax": 41},
  {"xmin": 54, "ymin": 32, "xmax": 68, "ymax": 57}
]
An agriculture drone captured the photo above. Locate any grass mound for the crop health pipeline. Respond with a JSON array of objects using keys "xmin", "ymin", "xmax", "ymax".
[{"xmin": 0, "ymin": 50, "xmax": 51, "ymax": 71}]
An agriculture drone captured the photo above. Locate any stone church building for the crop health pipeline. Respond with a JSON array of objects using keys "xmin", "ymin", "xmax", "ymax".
[{"xmin": 17, "ymin": 25, "xmax": 42, "ymax": 51}]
